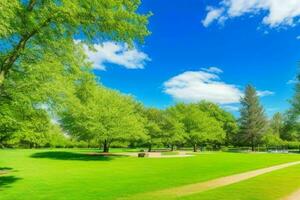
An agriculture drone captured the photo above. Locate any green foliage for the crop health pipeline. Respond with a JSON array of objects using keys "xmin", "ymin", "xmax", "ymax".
[
  {"xmin": 60, "ymin": 86, "xmax": 146, "ymax": 152},
  {"xmin": 195, "ymin": 101, "xmax": 238, "ymax": 144},
  {"xmin": 269, "ymin": 112, "xmax": 284, "ymax": 135},
  {"xmin": 0, "ymin": 0, "xmax": 150, "ymax": 84},
  {"xmin": 168, "ymin": 103, "xmax": 226, "ymax": 151},
  {"xmin": 283, "ymin": 73, "xmax": 300, "ymax": 141},
  {"xmin": 0, "ymin": 38, "xmax": 91, "ymax": 148},
  {"xmin": 161, "ymin": 112, "xmax": 185, "ymax": 150},
  {"xmin": 141, "ymin": 108, "xmax": 165, "ymax": 151},
  {"xmin": 261, "ymin": 131, "xmax": 283, "ymax": 148},
  {"xmin": 238, "ymin": 85, "xmax": 267, "ymax": 151},
  {"xmin": 0, "ymin": 0, "xmax": 150, "ymax": 148}
]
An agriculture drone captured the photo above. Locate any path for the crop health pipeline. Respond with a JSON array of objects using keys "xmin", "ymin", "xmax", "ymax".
[
  {"xmin": 120, "ymin": 161, "xmax": 300, "ymax": 200},
  {"xmin": 281, "ymin": 188, "xmax": 300, "ymax": 200},
  {"xmin": 0, "ymin": 170, "xmax": 9, "ymax": 175},
  {"xmin": 87, "ymin": 151, "xmax": 193, "ymax": 158}
]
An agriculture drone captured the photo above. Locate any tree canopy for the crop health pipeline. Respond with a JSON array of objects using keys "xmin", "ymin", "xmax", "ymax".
[{"xmin": 0, "ymin": 0, "xmax": 150, "ymax": 85}]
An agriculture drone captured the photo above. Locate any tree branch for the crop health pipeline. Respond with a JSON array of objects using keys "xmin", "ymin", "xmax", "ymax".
[{"xmin": 0, "ymin": 17, "xmax": 53, "ymax": 79}]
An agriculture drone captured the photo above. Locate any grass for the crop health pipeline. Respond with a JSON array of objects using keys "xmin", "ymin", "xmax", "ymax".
[
  {"xmin": 181, "ymin": 164, "xmax": 300, "ymax": 200},
  {"xmin": 1, "ymin": 149, "xmax": 300, "ymax": 200}
]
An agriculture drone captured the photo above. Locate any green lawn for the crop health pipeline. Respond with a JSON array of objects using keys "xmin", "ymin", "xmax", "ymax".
[
  {"xmin": 181, "ymin": 164, "xmax": 300, "ymax": 200},
  {"xmin": 1, "ymin": 149, "xmax": 300, "ymax": 200}
]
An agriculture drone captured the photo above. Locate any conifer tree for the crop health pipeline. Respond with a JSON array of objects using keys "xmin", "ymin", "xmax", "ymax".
[{"xmin": 239, "ymin": 85, "xmax": 267, "ymax": 151}]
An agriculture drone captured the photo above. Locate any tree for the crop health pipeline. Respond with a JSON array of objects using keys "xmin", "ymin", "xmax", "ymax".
[
  {"xmin": 161, "ymin": 112, "xmax": 185, "ymax": 151},
  {"xmin": 142, "ymin": 108, "xmax": 165, "ymax": 152},
  {"xmin": 0, "ymin": 38, "xmax": 92, "ymax": 148},
  {"xmin": 262, "ymin": 130, "xmax": 283, "ymax": 150},
  {"xmin": 283, "ymin": 73, "xmax": 300, "ymax": 141},
  {"xmin": 238, "ymin": 85, "xmax": 267, "ymax": 151},
  {"xmin": 168, "ymin": 103, "xmax": 225, "ymax": 152},
  {"xmin": 196, "ymin": 101, "xmax": 238, "ymax": 145},
  {"xmin": 0, "ymin": 0, "xmax": 150, "ymax": 86},
  {"xmin": 60, "ymin": 86, "xmax": 146, "ymax": 153},
  {"xmin": 269, "ymin": 112, "xmax": 284, "ymax": 136}
]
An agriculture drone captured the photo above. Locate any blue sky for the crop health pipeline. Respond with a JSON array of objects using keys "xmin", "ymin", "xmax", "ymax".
[{"xmin": 90, "ymin": 0, "xmax": 300, "ymax": 117}]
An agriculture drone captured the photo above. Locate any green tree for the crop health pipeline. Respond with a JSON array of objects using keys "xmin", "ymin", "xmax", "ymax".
[
  {"xmin": 161, "ymin": 112, "xmax": 185, "ymax": 151},
  {"xmin": 270, "ymin": 112, "xmax": 284, "ymax": 136},
  {"xmin": 0, "ymin": 39, "xmax": 92, "ymax": 148},
  {"xmin": 196, "ymin": 101, "xmax": 238, "ymax": 145},
  {"xmin": 238, "ymin": 85, "xmax": 267, "ymax": 151},
  {"xmin": 142, "ymin": 108, "xmax": 165, "ymax": 152},
  {"xmin": 168, "ymin": 103, "xmax": 225, "ymax": 152},
  {"xmin": 60, "ymin": 86, "xmax": 146, "ymax": 153},
  {"xmin": 262, "ymin": 130, "xmax": 283, "ymax": 150},
  {"xmin": 0, "ymin": 0, "xmax": 150, "ymax": 85},
  {"xmin": 283, "ymin": 73, "xmax": 300, "ymax": 141}
]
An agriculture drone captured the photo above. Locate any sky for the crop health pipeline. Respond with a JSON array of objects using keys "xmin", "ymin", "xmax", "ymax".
[{"xmin": 88, "ymin": 0, "xmax": 300, "ymax": 117}]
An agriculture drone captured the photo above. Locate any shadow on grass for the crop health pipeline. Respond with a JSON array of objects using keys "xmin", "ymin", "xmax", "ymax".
[
  {"xmin": 0, "ymin": 167, "xmax": 12, "ymax": 171},
  {"xmin": 0, "ymin": 176, "xmax": 21, "ymax": 190},
  {"xmin": 30, "ymin": 151, "xmax": 127, "ymax": 161}
]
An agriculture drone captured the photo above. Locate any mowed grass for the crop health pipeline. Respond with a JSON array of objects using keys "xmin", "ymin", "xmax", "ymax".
[
  {"xmin": 1, "ymin": 149, "xmax": 300, "ymax": 200},
  {"xmin": 181, "ymin": 164, "xmax": 300, "ymax": 200}
]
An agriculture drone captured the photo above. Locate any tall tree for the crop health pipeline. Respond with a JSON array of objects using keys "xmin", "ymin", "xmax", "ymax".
[
  {"xmin": 239, "ymin": 85, "xmax": 267, "ymax": 151},
  {"xmin": 0, "ymin": 0, "xmax": 150, "ymax": 85},
  {"xmin": 0, "ymin": 38, "xmax": 91, "ymax": 147}
]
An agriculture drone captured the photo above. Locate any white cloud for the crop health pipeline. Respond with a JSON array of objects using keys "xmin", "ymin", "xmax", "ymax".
[
  {"xmin": 203, "ymin": 0, "xmax": 300, "ymax": 28},
  {"xmin": 297, "ymin": 35, "xmax": 300, "ymax": 40},
  {"xmin": 257, "ymin": 90, "xmax": 274, "ymax": 97},
  {"xmin": 287, "ymin": 78, "xmax": 297, "ymax": 84},
  {"xmin": 202, "ymin": 7, "xmax": 225, "ymax": 27},
  {"xmin": 201, "ymin": 67, "xmax": 223, "ymax": 74},
  {"xmin": 163, "ymin": 68, "xmax": 243, "ymax": 104},
  {"xmin": 164, "ymin": 68, "xmax": 275, "ymax": 105},
  {"xmin": 78, "ymin": 41, "xmax": 150, "ymax": 70}
]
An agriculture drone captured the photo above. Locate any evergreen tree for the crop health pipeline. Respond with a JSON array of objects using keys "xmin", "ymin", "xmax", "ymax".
[{"xmin": 239, "ymin": 85, "xmax": 267, "ymax": 151}]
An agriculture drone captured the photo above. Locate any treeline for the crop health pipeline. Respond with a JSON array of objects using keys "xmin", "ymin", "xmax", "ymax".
[{"xmin": 2, "ymin": 67, "xmax": 300, "ymax": 152}]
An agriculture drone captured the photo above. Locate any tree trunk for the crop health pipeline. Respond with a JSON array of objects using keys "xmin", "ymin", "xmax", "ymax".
[
  {"xmin": 251, "ymin": 143, "xmax": 255, "ymax": 152},
  {"xmin": 251, "ymin": 137, "xmax": 255, "ymax": 152},
  {"xmin": 103, "ymin": 140, "xmax": 109, "ymax": 153},
  {"xmin": 148, "ymin": 144, "xmax": 152, "ymax": 152},
  {"xmin": 171, "ymin": 144, "xmax": 174, "ymax": 151},
  {"xmin": 193, "ymin": 144, "xmax": 197, "ymax": 152}
]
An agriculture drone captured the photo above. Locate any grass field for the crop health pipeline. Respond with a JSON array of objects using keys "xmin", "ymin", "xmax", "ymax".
[
  {"xmin": 182, "ymin": 164, "xmax": 300, "ymax": 200},
  {"xmin": 1, "ymin": 149, "xmax": 300, "ymax": 200}
]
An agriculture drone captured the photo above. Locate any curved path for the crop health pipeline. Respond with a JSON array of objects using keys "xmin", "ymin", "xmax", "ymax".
[
  {"xmin": 120, "ymin": 161, "xmax": 300, "ymax": 200},
  {"xmin": 0, "ymin": 171, "xmax": 9, "ymax": 175},
  {"xmin": 281, "ymin": 189, "xmax": 300, "ymax": 200}
]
